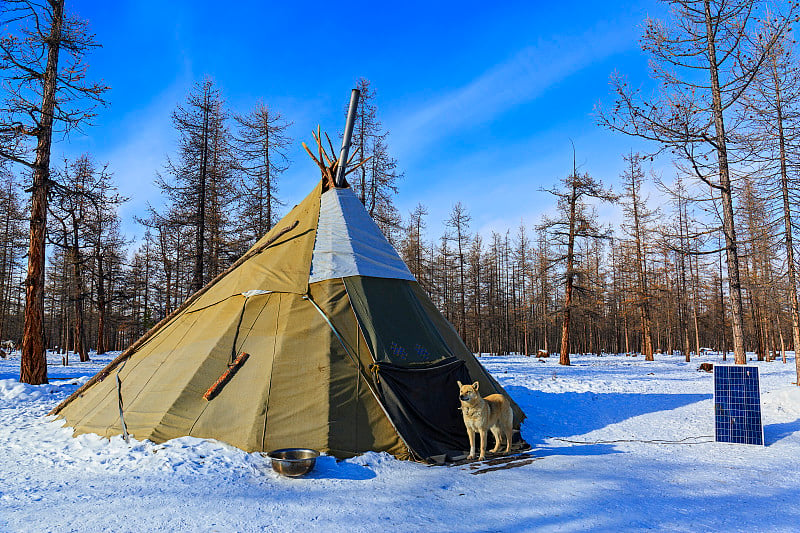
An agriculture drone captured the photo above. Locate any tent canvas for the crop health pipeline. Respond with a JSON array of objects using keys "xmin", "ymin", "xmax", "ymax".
[{"xmin": 52, "ymin": 181, "xmax": 526, "ymax": 462}]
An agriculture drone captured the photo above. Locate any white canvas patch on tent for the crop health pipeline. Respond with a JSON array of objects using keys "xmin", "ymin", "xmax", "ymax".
[
  {"xmin": 309, "ymin": 187, "xmax": 415, "ymax": 283},
  {"xmin": 240, "ymin": 290, "xmax": 271, "ymax": 298}
]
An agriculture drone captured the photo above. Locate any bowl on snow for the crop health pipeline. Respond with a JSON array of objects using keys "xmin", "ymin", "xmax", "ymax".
[{"xmin": 265, "ymin": 448, "xmax": 320, "ymax": 477}]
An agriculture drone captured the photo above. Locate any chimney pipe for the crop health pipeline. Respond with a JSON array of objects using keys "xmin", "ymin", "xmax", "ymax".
[{"xmin": 335, "ymin": 88, "xmax": 360, "ymax": 188}]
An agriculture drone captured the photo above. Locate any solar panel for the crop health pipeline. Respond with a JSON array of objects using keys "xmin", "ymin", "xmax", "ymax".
[{"xmin": 714, "ymin": 365, "xmax": 764, "ymax": 446}]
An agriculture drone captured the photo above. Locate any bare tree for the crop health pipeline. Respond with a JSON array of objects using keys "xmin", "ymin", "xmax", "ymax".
[
  {"xmin": 348, "ymin": 78, "xmax": 403, "ymax": 238},
  {"xmin": 742, "ymin": 29, "xmax": 800, "ymax": 381},
  {"xmin": 0, "ymin": 0, "xmax": 108, "ymax": 383},
  {"xmin": 621, "ymin": 152, "xmax": 657, "ymax": 360},
  {"xmin": 445, "ymin": 202, "xmax": 472, "ymax": 339},
  {"xmin": 513, "ymin": 222, "xmax": 534, "ymax": 356},
  {"xmin": 86, "ymin": 162, "xmax": 126, "ymax": 355},
  {"xmin": 49, "ymin": 155, "xmax": 122, "ymax": 361},
  {"xmin": 540, "ymin": 154, "xmax": 617, "ymax": 365},
  {"xmin": 598, "ymin": 0, "xmax": 795, "ymax": 364},
  {"xmin": 234, "ymin": 102, "xmax": 292, "ymax": 243},
  {"xmin": 400, "ymin": 203, "xmax": 430, "ymax": 286},
  {"xmin": 0, "ymin": 166, "xmax": 26, "ymax": 345},
  {"xmin": 157, "ymin": 78, "xmax": 238, "ymax": 294}
]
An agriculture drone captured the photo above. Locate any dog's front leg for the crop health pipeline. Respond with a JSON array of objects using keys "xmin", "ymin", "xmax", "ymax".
[
  {"xmin": 467, "ymin": 429, "xmax": 476, "ymax": 460},
  {"xmin": 478, "ymin": 429, "xmax": 487, "ymax": 460}
]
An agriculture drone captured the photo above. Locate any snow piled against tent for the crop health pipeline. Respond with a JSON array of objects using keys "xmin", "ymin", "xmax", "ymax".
[{"xmin": 2, "ymin": 350, "xmax": 800, "ymax": 532}]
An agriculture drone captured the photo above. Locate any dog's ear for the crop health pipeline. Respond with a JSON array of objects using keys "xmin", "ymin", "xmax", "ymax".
[
  {"xmin": 457, "ymin": 381, "xmax": 463, "ymax": 389},
  {"xmin": 472, "ymin": 381, "xmax": 480, "ymax": 391}
]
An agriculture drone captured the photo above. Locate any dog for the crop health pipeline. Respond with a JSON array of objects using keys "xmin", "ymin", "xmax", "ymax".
[{"xmin": 457, "ymin": 380, "xmax": 513, "ymax": 460}]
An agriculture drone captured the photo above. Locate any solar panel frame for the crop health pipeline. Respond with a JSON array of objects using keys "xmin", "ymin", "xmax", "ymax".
[{"xmin": 713, "ymin": 365, "xmax": 764, "ymax": 446}]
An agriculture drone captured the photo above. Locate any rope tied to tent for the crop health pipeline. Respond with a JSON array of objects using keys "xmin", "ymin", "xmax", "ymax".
[
  {"xmin": 369, "ymin": 363, "xmax": 381, "ymax": 385},
  {"xmin": 116, "ymin": 357, "xmax": 131, "ymax": 444},
  {"xmin": 229, "ymin": 297, "xmax": 249, "ymax": 366},
  {"xmin": 204, "ymin": 291, "xmax": 269, "ymax": 401}
]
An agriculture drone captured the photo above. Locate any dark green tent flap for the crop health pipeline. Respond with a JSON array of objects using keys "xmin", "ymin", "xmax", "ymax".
[
  {"xmin": 371, "ymin": 357, "xmax": 471, "ymax": 461},
  {"xmin": 345, "ymin": 275, "xmax": 528, "ymax": 460},
  {"xmin": 344, "ymin": 276, "xmax": 451, "ymax": 365},
  {"xmin": 409, "ymin": 282, "xmax": 527, "ymax": 428}
]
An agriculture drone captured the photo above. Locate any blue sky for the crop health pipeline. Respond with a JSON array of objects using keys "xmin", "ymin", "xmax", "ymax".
[{"xmin": 58, "ymin": 0, "xmax": 664, "ymax": 242}]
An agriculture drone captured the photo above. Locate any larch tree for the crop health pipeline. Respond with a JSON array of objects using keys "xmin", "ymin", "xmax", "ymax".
[
  {"xmin": 0, "ymin": 166, "xmax": 26, "ymax": 345},
  {"xmin": 348, "ymin": 78, "xmax": 403, "ymax": 238},
  {"xmin": 49, "ymin": 158, "xmax": 90, "ymax": 362},
  {"xmin": 598, "ymin": 0, "xmax": 796, "ymax": 365},
  {"xmin": 467, "ymin": 233, "xmax": 484, "ymax": 354},
  {"xmin": 48, "ymin": 155, "xmax": 121, "ymax": 361},
  {"xmin": 540, "ymin": 156, "xmax": 617, "ymax": 366},
  {"xmin": 445, "ymin": 202, "xmax": 472, "ymax": 339},
  {"xmin": 0, "ymin": 0, "xmax": 108, "ymax": 383},
  {"xmin": 165, "ymin": 77, "xmax": 214, "ymax": 293},
  {"xmin": 513, "ymin": 222, "xmax": 534, "ymax": 356},
  {"xmin": 673, "ymin": 176, "xmax": 695, "ymax": 361},
  {"xmin": 742, "ymin": 29, "xmax": 800, "ymax": 380},
  {"xmin": 351, "ymin": 78, "xmax": 379, "ymax": 206},
  {"xmin": 86, "ymin": 162, "xmax": 126, "ymax": 355},
  {"xmin": 400, "ymin": 203, "xmax": 430, "ymax": 287},
  {"xmin": 738, "ymin": 177, "xmax": 777, "ymax": 361},
  {"xmin": 158, "ymin": 78, "xmax": 237, "ymax": 294},
  {"xmin": 620, "ymin": 152, "xmax": 657, "ymax": 360},
  {"xmin": 535, "ymin": 228, "xmax": 554, "ymax": 355},
  {"xmin": 203, "ymin": 104, "xmax": 238, "ymax": 278},
  {"xmin": 234, "ymin": 102, "xmax": 292, "ymax": 245}
]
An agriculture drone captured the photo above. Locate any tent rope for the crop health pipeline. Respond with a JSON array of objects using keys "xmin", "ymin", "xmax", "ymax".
[
  {"xmin": 230, "ymin": 297, "xmax": 248, "ymax": 365},
  {"xmin": 116, "ymin": 358, "xmax": 131, "ymax": 444}
]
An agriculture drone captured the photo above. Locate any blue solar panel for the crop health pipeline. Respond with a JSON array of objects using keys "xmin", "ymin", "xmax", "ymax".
[{"xmin": 714, "ymin": 365, "xmax": 764, "ymax": 446}]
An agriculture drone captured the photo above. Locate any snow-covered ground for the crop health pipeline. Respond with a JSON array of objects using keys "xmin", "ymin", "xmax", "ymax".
[{"xmin": 1, "ymin": 350, "xmax": 799, "ymax": 532}]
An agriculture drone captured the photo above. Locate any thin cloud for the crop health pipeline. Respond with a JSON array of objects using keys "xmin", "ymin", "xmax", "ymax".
[{"xmin": 389, "ymin": 23, "xmax": 634, "ymax": 162}]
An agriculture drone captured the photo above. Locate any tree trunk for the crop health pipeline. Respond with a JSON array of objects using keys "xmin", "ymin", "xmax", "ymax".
[
  {"xmin": 21, "ymin": 0, "xmax": 65, "ymax": 384},
  {"xmin": 559, "ymin": 182, "xmax": 577, "ymax": 366},
  {"xmin": 192, "ymin": 88, "xmax": 210, "ymax": 292},
  {"xmin": 96, "ymin": 254, "xmax": 106, "ymax": 355},
  {"xmin": 775, "ymin": 92, "xmax": 800, "ymax": 382},
  {"xmin": 705, "ymin": 0, "xmax": 746, "ymax": 364}
]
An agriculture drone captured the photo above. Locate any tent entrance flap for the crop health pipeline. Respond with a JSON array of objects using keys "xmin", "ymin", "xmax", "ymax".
[
  {"xmin": 344, "ymin": 276, "xmax": 451, "ymax": 365},
  {"xmin": 371, "ymin": 357, "xmax": 471, "ymax": 461}
]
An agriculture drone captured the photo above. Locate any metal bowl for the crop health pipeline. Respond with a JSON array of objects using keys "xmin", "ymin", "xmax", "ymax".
[{"xmin": 266, "ymin": 448, "xmax": 320, "ymax": 477}]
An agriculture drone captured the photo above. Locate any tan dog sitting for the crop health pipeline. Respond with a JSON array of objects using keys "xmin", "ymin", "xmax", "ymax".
[{"xmin": 457, "ymin": 381, "xmax": 513, "ymax": 460}]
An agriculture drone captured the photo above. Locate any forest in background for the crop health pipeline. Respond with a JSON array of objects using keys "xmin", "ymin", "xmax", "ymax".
[{"xmin": 2, "ymin": 0, "xmax": 800, "ymax": 384}]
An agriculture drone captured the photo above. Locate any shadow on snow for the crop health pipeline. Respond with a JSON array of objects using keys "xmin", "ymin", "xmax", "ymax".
[
  {"xmin": 305, "ymin": 456, "xmax": 377, "ymax": 481},
  {"xmin": 764, "ymin": 419, "xmax": 800, "ymax": 446},
  {"xmin": 506, "ymin": 385, "xmax": 712, "ymax": 447}
]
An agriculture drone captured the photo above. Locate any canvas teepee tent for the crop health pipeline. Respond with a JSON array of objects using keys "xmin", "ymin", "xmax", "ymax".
[{"xmin": 51, "ymin": 119, "xmax": 526, "ymax": 463}]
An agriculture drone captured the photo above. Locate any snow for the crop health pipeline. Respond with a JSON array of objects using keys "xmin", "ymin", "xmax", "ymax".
[{"xmin": 2, "ymin": 350, "xmax": 800, "ymax": 532}]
